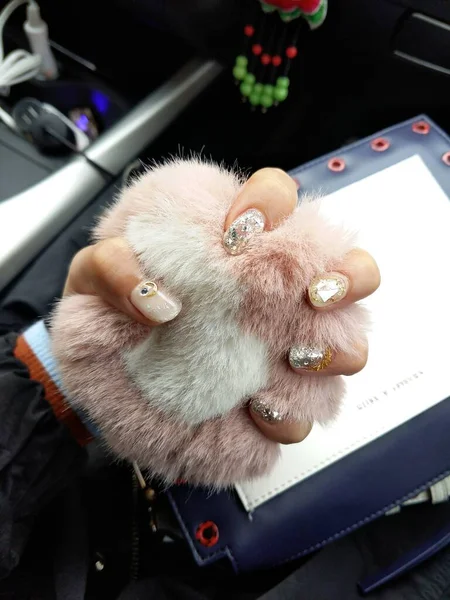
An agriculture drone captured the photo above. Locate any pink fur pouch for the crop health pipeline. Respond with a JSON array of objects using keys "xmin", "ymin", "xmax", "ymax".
[{"xmin": 50, "ymin": 159, "xmax": 368, "ymax": 488}]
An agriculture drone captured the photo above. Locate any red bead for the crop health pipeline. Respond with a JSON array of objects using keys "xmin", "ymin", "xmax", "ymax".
[
  {"xmin": 261, "ymin": 53, "xmax": 271, "ymax": 65},
  {"xmin": 262, "ymin": 0, "xmax": 320, "ymax": 12},
  {"xmin": 252, "ymin": 44, "xmax": 262, "ymax": 56},
  {"xmin": 297, "ymin": 0, "xmax": 321, "ymax": 14},
  {"xmin": 272, "ymin": 55, "xmax": 282, "ymax": 66},
  {"xmin": 244, "ymin": 24, "xmax": 255, "ymax": 37},
  {"xmin": 286, "ymin": 46, "xmax": 298, "ymax": 59}
]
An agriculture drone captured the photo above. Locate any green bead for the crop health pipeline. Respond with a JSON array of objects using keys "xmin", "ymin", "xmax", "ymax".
[
  {"xmin": 244, "ymin": 73, "xmax": 256, "ymax": 85},
  {"xmin": 263, "ymin": 84, "xmax": 274, "ymax": 97},
  {"xmin": 276, "ymin": 76, "xmax": 290, "ymax": 89},
  {"xmin": 274, "ymin": 87, "xmax": 289, "ymax": 102},
  {"xmin": 236, "ymin": 55, "xmax": 248, "ymax": 67},
  {"xmin": 240, "ymin": 82, "xmax": 253, "ymax": 97},
  {"xmin": 280, "ymin": 8, "xmax": 301, "ymax": 21},
  {"xmin": 307, "ymin": 3, "xmax": 326, "ymax": 25},
  {"xmin": 249, "ymin": 93, "xmax": 261, "ymax": 106},
  {"xmin": 253, "ymin": 83, "xmax": 264, "ymax": 95},
  {"xmin": 233, "ymin": 66, "xmax": 247, "ymax": 80},
  {"xmin": 261, "ymin": 2, "xmax": 276, "ymax": 12},
  {"xmin": 260, "ymin": 94, "xmax": 274, "ymax": 109}
]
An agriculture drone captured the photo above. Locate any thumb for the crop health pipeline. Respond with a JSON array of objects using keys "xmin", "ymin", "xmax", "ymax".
[{"xmin": 64, "ymin": 238, "xmax": 181, "ymax": 326}]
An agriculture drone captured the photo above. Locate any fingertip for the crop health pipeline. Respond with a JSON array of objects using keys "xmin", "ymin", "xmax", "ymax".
[
  {"xmin": 288, "ymin": 342, "xmax": 369, "ymax": 377},
  {"xmin": 130, "ymin": 280, "xmax": 182, "ymax": 325},
  {"xmin": 123, "ymin": 298, "xmax": 158, "ymax": 327},
  {"xmin": 249, "ymin": 400, "xmax": 312, "ymax": 445},
  {"xmin": 225, "ymin": 167, "xmax": 298, "ymax": 232},
  {"xmin": 64, "ymin": 237, "xmax": 182, "ymax": 327}
]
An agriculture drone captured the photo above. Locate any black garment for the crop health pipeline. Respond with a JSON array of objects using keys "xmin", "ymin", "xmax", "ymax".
[
  {"xmin": 1, "ymin": 183, "xmax": 450, "ymax": 600},
  {"xmin": 0, "ymin": 332, "xmax": 86, "ymax": 580}
]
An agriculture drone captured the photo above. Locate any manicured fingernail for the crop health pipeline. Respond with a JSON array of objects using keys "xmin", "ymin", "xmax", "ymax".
[
  {"xmin": 308, "ymin": 273, "xmax": 349, "ymax": 308},
  {"xmin": 289, "ymin": 345, "xmax": 333, "ymax": 372},
  {"xmin": 223, "ymin": 209, "xmax": 265, "ymax": 255},
  {"xmin": 130, "ymin": 281, "xmax": 181, "ymax": 324},
  {"xmin": 250, "ymin": 399, "xmax": 283, "ymax": 424}
]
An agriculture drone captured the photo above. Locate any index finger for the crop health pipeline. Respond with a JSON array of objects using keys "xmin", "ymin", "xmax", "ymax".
[
  {"xmin": 223, "ymin": 168, "xmax": 298, "ymax": 256},
  {"xmin": 225, "ymin": 168, "xmax": 298, "ymax": 231}
]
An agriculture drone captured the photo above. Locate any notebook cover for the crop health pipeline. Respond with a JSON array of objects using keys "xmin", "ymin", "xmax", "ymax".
[{"xmin": 167, "ymin": 115, "xmax": 450, "ymax": 572}]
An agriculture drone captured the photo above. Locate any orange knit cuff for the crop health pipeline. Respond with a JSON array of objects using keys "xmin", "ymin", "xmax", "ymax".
[{"xmin": 14, "ymin": 334, "xmax": 93, "ymax": 447}]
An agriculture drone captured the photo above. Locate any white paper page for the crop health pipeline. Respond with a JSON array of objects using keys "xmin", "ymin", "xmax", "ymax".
[{"xmin": 236, "ymin": 155, "xmax": 450, "ymax": 512}]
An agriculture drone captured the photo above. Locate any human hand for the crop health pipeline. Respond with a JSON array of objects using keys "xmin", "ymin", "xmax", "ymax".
[{"xmin": 64, "ymin": 167, "xmax": 380, "ymax": 445}]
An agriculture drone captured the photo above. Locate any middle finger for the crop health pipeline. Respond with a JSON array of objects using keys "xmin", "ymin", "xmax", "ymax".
[{"xmin": 308, "ymin": 248, "xmax": 380, "ymax": 311}]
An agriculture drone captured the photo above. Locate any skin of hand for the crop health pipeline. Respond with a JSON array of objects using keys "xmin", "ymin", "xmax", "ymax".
[{"xmin": 64, "ymin": 168, "xmax": 380, "ymax": 445}]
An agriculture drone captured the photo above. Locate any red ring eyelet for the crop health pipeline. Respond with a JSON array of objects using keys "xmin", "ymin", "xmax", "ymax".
[
  {"xmin": 195, "ymin": 521, "xmax": 219, "ymax": 548},
  {"xmin": 371, "ymin": 137, "xmax": 390, "ymax": 152},
  {"xmin": 412, "ymin": 121, "xmax": 430, "ymax": 135},
  {"xmin": 442, "ymin": 152, "xmax": 450, "ymax": 166},
  {"xmin": 327, "ymin": 158, "xmax": 346, "ymax": 172}
]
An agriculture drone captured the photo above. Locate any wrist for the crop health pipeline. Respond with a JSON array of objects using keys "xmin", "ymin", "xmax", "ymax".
[{"xmin": 14, "ymin": 320, "xmax": 97, "ymax": 446}]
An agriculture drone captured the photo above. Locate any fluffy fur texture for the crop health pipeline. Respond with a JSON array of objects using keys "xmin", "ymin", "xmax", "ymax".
[
  {"xmin": 50, "ymin": 159, "xmax": 369, "ymax": 487},
  {"xmin": 51, "ymin": 296, "xmax": 278, "ymax": 486},
  {"xmin": 235, "ymin": 201, "xmax": 368, "ymax": 422}
]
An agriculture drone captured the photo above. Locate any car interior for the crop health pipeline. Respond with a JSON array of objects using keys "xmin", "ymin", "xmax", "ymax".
[
  {"xmin": 0, "ymin": 2, "xmax": 450, "ymax": 596},
  {"xmin": 0, "ymin": 0, "xmax": 450, "ymax": 296}
]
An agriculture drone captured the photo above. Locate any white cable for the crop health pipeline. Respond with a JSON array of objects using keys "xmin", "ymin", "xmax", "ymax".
[
  {"xmin": 0, "ymin": 0, "xmax": 41, "ymax": 89},
  {"xmin": 0, "ymin": 102, "xmax": 15, "ymax": 128},
  {"xmin": 24, "ymin": 1, "xmax": 58, "ymax": 79}
]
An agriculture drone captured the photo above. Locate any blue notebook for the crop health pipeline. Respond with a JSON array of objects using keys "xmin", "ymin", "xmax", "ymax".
[{"xmin": 167, "ymin": 116, "xmax": 450, "ymax": 580}]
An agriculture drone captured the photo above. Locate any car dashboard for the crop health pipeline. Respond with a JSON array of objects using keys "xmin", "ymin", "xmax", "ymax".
[{"xmin": 0, "ymin": 0, "xmax": 449, "ymax": 294}]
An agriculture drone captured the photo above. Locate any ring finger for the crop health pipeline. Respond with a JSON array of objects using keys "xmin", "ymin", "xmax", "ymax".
[{"xmin": 288, "ymin": 340, "xmax": 369, "ymax": 376}]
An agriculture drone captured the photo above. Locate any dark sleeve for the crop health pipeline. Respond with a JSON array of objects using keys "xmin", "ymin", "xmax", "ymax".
[
  {"xmin": 0, "ymin": 179, "xmax": 111, "ymax": 579},
  {"xmin": 0, "ymin": 331, "xmax": 87, "ymax": 579}
]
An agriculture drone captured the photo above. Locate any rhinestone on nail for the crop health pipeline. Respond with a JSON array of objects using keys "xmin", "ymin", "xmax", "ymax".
[
  {"xmin": 223, "ymin": 209, "xmax": 265, "ymax": 255},
  {"xmin": 250, "ymin": 399, "xmax": 283, "ymax": 423},
  {"xmin": 139, "ymin": 281, "xmax": 158, "ymax": 297},
  {"xmin": 289, "ymin": 346, "xmax": 332, "ymax": 371},
  {"xmin": 309, "ymin": 275, "xmax": 347, "ymax": 306}
]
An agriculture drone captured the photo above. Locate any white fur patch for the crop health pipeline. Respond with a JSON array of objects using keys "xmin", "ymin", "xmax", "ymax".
[{"xmin": 123, "ymin": 214, "xmax": 269, "ymax": 425}]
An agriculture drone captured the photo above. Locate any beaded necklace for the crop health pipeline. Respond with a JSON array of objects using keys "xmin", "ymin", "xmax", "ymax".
[{"xmin": 233, "ymin": 0, "xmax": 328, "ymax": 111}]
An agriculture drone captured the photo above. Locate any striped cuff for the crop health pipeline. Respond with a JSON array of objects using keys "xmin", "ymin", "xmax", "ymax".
[
  {"xmin": 14, "ymin": 320, "xmax": 96, "ymax": 447},
  {"xmin": 23, "ymin": 320, "xmax": 67, "ymax": 393}
]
